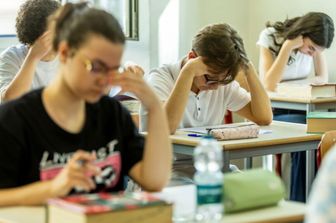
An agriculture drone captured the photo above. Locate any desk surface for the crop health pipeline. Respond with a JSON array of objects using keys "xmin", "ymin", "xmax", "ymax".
[
  {"xmin": 172, "ymin": 121, "xmax": 321, "ymax": 150},
  {"xmin": 0, "ymin": 200, "xmax": 305, "ymax": 223},
  {"xmin": 0, "ymin": 206, "xmax": 45, "ymax": 223},
  {"xmin": 225, "ymin": 200, "xmax": 305, "ymax": 223}
]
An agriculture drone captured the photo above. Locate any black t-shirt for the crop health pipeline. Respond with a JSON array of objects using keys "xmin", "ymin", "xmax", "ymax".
[{"xmin": 0, "ymin": 88, "xmax": 144, "ymax": 192}]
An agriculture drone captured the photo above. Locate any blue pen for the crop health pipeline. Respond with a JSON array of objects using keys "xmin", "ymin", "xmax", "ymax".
[{"xmin": 188, "ymin": 133, "xmax": 203, "ymax": 137}]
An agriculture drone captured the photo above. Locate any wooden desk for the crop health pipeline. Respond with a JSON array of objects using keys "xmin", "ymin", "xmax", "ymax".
[
  {"xmin": 0, "ymin": 200, "xmax": 305, "ymax": 223},
  {"xmin": 269, "ymin": 92, "xmax": 336, "ymax": 112},
  {"xmin": 157, "ymin": 184, "xmax": 305, "ymax": 223},
  {"xmin": 0, "ymin": 206, "xmax": 45, "ymax": 223},
  {"xmin": 172, "ymin": 121, "xmax": 321, "ymax": 197},
  {"xmin": 224, "ymin": 201, "xmax": 305, "ymax": 223}
]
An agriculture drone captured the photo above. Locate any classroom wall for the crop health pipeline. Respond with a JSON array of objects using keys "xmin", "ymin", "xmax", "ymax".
[{"xmin": 169, "ymin": 0, "xmax": 336, "ymax": 80}]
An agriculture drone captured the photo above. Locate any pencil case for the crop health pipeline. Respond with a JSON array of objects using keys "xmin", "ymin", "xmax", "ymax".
[
  {"xmin": 223, "ymin": 169, "xmax": 285, "ymax": 213},
  {"xmin": 207, "ymin": 123, "xmax": 260, "ymax": 140}
]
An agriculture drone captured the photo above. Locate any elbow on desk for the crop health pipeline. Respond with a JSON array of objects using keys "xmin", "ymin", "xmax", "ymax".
[
  {"xmin": 254, "ymin": 115, "xmax": 273, "ymax": 126},
  {"xmin": 141, "ymin": 181, "xmax": 167, "ymax": 192},
  {"xmin": 168, "ymin": 123, "xmax": 178, "ymax": 135}
]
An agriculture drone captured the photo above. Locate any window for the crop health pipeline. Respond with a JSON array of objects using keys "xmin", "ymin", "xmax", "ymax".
[
  {"xmin": 0, "ymin": 0, "xmax": 25, "ymax": 35},
  {"xmin": 63, "ymin": 0, "xmax": 139, "ymax": 40}
]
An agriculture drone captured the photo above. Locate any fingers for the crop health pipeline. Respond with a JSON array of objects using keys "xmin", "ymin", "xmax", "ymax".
[
  {"xmin": 70, "ymin": 150, "xmax": 100, "ymax": 175},
  {"xmin": 65, "ymin": 150, "xmax": 100, "ymax": 190},
  {"xmin": 125, "ymin": 65, "xmax": 144, "ymax": 76},
  {"xmin": 184, "ymin": 57, "xmax": 208, "ymax": 77},
  {"xmin": 109, "ymin": 70, "xmax": 144, "ymax": 89},
  {"xmin": 68, "ymin": 171, "xmax": 96, "ymax": 191},
  {"xmin": 124, "ymin": 62, "xmax": 145, "ymax": 76}
]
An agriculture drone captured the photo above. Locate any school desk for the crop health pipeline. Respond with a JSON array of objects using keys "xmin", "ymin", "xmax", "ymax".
[
  {"xmin": 156, "ymin": 184, "xmax": 306, "ymax": 223},
  {"xmin": 224, "ymin": 200, "xmax": 305, "ymax": 223},
  {"xmin": 269, "ymin": 92, "xmax": 336, "ymax": 112},
  {"xmin": 172, "ymin": 121, "xmax": 321, "ymax": 197},
  {"xmin": 0, "ymin": 200, "xmax": 305, "ymax": 223}
]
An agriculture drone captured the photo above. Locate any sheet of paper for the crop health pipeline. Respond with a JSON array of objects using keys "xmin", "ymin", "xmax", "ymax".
[{"xmin": 259, "ymin": 129, "xmax": 272, "ymax": 135}]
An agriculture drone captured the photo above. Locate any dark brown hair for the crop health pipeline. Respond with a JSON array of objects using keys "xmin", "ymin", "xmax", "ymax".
[
  {"xmin": 51, "ymin": 2, "xmax": 125, "ymax": 53},
  {"xmin": 15, "ymin": 0, "xmax": 60, "ymax": 45},
  {"xmin": 266, "ymin": 12, "xmax": 334, "ymax": 64},
  {"xmin": 192, "ymin": 23, "xmax": 249, "ymax": 84}
]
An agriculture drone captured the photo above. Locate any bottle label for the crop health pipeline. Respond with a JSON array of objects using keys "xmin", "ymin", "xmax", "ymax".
[{"xmin": 197, "ymin": 184, "xmax": 223, "ymax": 205}]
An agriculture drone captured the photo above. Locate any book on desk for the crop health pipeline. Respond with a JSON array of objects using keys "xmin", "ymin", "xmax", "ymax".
[
  {"xmin": 47, "ymin": 192, "xmax": 172, "ymax": 223},
  {"xmin": 307, "ymin": 112, "xmax": 336, "ymax": 133},
  {"xmin": 276, "ymin": 82, "xmax": 336, "ymax": 99}
]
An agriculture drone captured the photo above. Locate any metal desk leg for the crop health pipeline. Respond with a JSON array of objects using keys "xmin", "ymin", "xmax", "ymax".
[
  {"xmin": 223, "ymin": 151, "xmax": 230, "ymax": 172},
  {"xmin": 306, "ymin": 150, "xmax": 316, "ymax": 198},
  {"xmin": 244, "ymin": 157, "xmax": 253, "ymax": 169},
  {"xmin": 307, "ymin": 104, "xmax": 315, "ymax": 113}
]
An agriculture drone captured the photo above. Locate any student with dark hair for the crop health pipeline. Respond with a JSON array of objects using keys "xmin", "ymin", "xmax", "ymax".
[
  {"xmin": 140, "ymin": 23, "xmax": 272, "ymax": 178},
  {"xmin": 0, "ymin": 0, "xmax": 60, "ymax": 103},
  {"xmin": 257, "ymin": 12, "xmax": 334, "ymax": 202},
  {"xmin": 0, "ymin": 2, "xmax": 171, "ymax": 206},
  {"xmin": 258, "ymin": 12, "xmax": 334, "ymax": 92}
]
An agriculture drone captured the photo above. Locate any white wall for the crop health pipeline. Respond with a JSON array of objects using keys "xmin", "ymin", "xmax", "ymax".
[{"xmin": 153, "ymin": 0, "xmax": 336, "ymax": 80}]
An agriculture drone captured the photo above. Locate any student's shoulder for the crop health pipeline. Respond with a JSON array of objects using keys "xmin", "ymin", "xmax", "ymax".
[
  {"xmin": 259, "ymin": 27, "xmax": 276, "ymax": 36},
  {"xmin": 0, "ymin": 89, "xmax": 43, "ymax": 136},
  {"xmin": 0, "ymin": 89, "xmax": 42, "ymax": 115},
  {"xmin": 322, "ymin": 146, "xmax": 336, "ymax": 170},
  {"xmin": 0, "ymin": 44, "xmax": 28, "ymax": 61},
  {"xmin": 147, "ymin": 60, "xmax": 182, "ymax": 81}
]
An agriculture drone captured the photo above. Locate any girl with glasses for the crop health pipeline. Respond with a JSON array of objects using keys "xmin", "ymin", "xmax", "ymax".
[{"xmin": 0, "ymin": 2, "xmax": 171, "ymax": 206}]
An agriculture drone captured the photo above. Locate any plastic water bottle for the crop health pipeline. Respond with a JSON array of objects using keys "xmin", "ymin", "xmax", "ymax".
[{"xmin": 194, "ymin": 135, "xmax": 224, "ymax": 222}]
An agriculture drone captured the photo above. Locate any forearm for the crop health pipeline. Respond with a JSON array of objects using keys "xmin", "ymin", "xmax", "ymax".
[
  {"xmin": 246, "ymin": 64, "xmax": 273, "ymax": 125},
  {"xmin": 314, "ymin": 53, "xmax": 328, "ymax": 83},
  {"xmin": 3, "ymin": 53, "xmax": 38, "ymax": 101},
  {"xmin": 235, "ymin": 70, "xmax": 250, "ymax": 91},
  {"xmin": 0, "ymin": 181, "xmax": 53, "ymax": 206},
  {"xmin": 164, "ymin": 69, "xmax": 194, "ymax": 133},
  {"xmin": 140, "ymin": 104, "xmax": 172, "ymax": 191},
  {"xmin": 264, "ymin": 47, "xmax": 292, "ymax": 91}
]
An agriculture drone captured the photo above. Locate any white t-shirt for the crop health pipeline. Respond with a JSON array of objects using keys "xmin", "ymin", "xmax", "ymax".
[
  {"xmin": 140, "ymin": 59, "xmax": 251, "ymax": 131},
  {"xmin": 256, "ymin": 27, "xmax": 313, "ymax": 81},
  {"xmin": 0, "ymin": 44, "xmax": 59, "ymax": 103}
]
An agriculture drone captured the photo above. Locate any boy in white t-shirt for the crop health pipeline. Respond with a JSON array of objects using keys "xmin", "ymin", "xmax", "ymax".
[
  {"xmin": 140, "ymin": 23, "xmax": 273, "ymax": 179},
  {"xmin": 141, "ymin": 23, "xmax": 272, "ymax": 133},
  {"xmin": 0, "ymin": 0, "xmax": 61, "ymax": 103}
]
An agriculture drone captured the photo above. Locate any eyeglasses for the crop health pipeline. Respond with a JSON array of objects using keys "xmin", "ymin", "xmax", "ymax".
[
  {"xmin": 82, "ymin": 57, "xmax": 124, "ymax": 76},
  {"xmin": 204, "ymin": 74, "xmax": 233, "ymax": 85}
]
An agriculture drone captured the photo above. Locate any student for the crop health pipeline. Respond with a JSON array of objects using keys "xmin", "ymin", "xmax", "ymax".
[
  {"xmin": 140, "ymin": 23, "xmax": 272, "ymax": 178},
  {"xmin": 141, "ymin": 23, "xmax": 272, "ymax": 133},
  {"xmin": 0, "ymin": 0, "xmax": 60, "ymax": 103},
  {"xmin": 0, "ymin": 2, "xmax": 172, "ymax": 206},
  {"xmin": 305, "ymin": 145, "xmax": 336, "ymax": 223},
  {"xmin": 257, "ymin": 12, "xmax": 334, "ymax": 202},
  {"xmin": 258, "ymin": 12, "xmax": 334, "ymax": 93}
]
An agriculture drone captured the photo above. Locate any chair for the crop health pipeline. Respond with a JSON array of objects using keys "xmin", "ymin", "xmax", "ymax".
[{"xmin": 317, "ymin": 130, "xmax": 336, "ymax": 168}]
